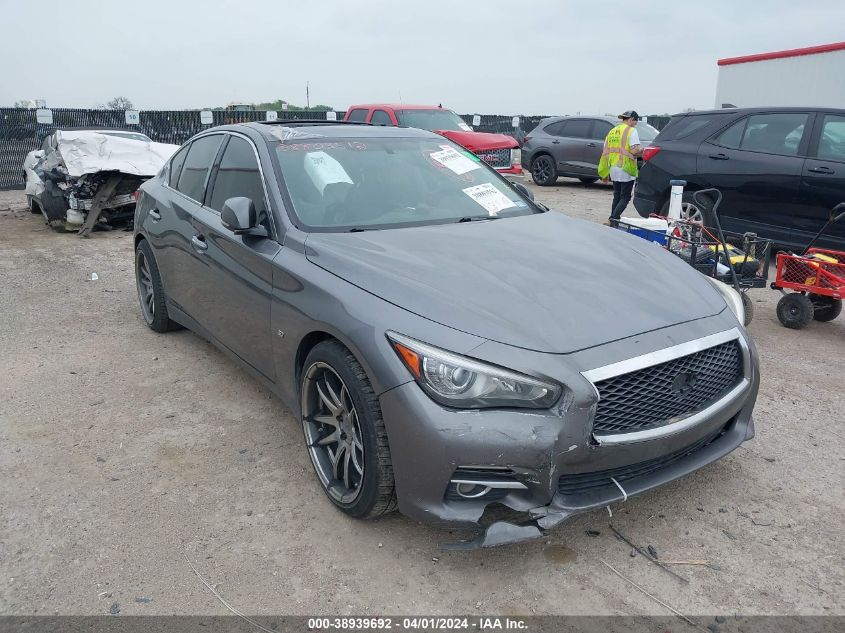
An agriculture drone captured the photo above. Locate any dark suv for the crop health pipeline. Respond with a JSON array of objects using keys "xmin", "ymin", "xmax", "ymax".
[{"xmin": 634, "ymin": 107, "xmax": 845, "ymax": 250}]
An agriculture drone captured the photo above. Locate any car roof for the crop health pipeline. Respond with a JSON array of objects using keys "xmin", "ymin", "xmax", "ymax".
[
  {"xmin": 223, "ymin": 121, "xmax": 444, "ymax": 141},
  {"xmin": 346, "ymin": 104, "xmax": 448, "ymax": 111},
  {"xmin": 540, "ymin": 115, "xmax": 619, "ymax": 124},
  {"xmin": 54, "ymin": 127, "xmax": 149, "ymax": 134},
  {"xmin": 673, "ymin": 106, "xmax": 845, "ymax": 116}
]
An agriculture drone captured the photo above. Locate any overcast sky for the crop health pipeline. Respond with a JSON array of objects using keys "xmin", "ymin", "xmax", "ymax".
[{"xmin": 2, "ymin": 0, "xmax": 842, "ymax": 116}]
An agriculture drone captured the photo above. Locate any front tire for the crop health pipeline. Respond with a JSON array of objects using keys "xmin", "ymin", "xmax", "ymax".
[
  {"xmin": 135, "ymin": 239, "xmax": 179, "ymax": 333},
  {"xmin": 300, "ymin": 340, "xmax": 396, "ymax": 519},
  {"xmin": 811, "ymin": 294, "xmax": 842, "ymax": 322},
  {"xmin": 530, "ymin": 155, "xmax": 557, "ymax": 186},
  {"xmin": 740, "ymin": 292, "xmax": 754, "ymax": 326},
  {"xmin": 776, "ymin": 293, "xmax": 813, "ymax": 329}
]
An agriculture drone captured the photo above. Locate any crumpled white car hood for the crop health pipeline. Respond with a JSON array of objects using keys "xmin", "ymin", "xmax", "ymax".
[{"xmin": 54, "ymin": 130, "xmax": 179, "ymax": 178}]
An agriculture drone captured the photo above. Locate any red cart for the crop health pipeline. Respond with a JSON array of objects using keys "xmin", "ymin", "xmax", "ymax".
[{"xmin": 772, "ymin": 204, "xmax": 845, "ymax": 329}]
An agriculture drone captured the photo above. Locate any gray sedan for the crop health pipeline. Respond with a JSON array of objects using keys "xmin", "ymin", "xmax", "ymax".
[
  {"xmin": 134, "ymin": 121, "xmax": 758, "ymax": 547},
  {"xmin": 522, "ymin": 115, "xmax": 660, "ymax": 186}
]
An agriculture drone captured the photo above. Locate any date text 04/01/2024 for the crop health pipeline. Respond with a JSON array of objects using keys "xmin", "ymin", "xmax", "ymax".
[{"xmin": 306, "ymin": 617, "xmax": 528, "ymax": 630}]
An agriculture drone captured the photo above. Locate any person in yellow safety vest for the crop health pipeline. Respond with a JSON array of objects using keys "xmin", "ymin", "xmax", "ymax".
[{"xmin": 598, "ymin": 110, "xmax": 643, "ymax": 226}]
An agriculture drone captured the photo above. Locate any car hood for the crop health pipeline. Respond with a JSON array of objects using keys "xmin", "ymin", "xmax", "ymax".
[
  {"xmin": 304, "ymin": 212, "xmax": 726, "ymax": 354},
  {"xmin": 436, "ymin": 130, "xmax": 518, "ymax": 152}
]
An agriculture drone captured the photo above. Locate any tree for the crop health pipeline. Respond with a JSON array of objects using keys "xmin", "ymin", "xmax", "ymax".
[{"xmin": 106, "ymin": 96, "xmax": 133, "ymax": 110}]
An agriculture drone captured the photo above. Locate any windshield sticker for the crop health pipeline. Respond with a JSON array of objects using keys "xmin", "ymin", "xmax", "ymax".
[
  {"xmin": 458, "ymin": 122, "xmax": 473, "ymax": 132},
  {"xmin": 461, "ymin": 150, "xmax": 482, "ymax": 162},
  {"xmin": 303, "ymin": 151, "xmax": 353, "ymax": 193},
  {"xmin": 430, "ymin": 146, "xmax": 481, "ymax": 175},
  {"xmin": 462, "ymin": 183, "xmax": 517, "ymax": 216}
]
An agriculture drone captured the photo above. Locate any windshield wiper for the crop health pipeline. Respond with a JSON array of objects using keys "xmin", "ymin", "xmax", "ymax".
[{"xmin": 456, "ymin": 216, "xmax": 500, "ymax": 223}]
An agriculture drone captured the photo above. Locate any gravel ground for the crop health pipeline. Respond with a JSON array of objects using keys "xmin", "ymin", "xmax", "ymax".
[{"xmin": 0, "ymin": 182, "xmax": 843, "ymax": 618}]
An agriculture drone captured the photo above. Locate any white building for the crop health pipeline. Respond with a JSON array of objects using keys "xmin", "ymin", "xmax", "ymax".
[{"xmin": 715, "ymin": 42, "xmax": 845, "ymax": 108}]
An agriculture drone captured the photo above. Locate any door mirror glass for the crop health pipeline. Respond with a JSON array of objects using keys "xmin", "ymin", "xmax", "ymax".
[{"xmin": 221, "ymin": 197, "xmax": 259, "ymax": 233}]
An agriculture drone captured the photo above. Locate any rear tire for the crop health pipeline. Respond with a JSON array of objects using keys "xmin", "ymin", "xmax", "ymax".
[
  {"xmin": 300, "ymin": 340, "xmax": 397, "ymax": 519},
  {"xmin": 579, "ymin": 177, "xmax": 599, "ymax": 184},
  {"xmin": 740, "ymin": 292, "xmax": 754, "ymax": 326},
  {"xmin": 776, "ymin": 293, "xmax": 813, "ymax": 329},
  {"xmin": 135, "ymin": 239, "xmax": 180, "ymax": 333},
  {"xmin": 810, "ymin": 294, "xmax": 842, "ymax": 322},
  {"xmin": 530, "ymin": 155, "xmax": 557, "ymax": 186}
]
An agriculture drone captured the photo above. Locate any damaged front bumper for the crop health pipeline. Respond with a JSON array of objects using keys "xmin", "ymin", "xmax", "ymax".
[{"xmin": 377, "ymin": 319, "xmax": 759, "ymax": 549}]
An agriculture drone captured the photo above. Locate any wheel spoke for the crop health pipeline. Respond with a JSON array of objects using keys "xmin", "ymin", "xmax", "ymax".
[
  {"xmin": 330, "ymin": 444, "xmax": 345, "ymax": 479},
  {"xmin": 316, "ymin": 429, "xmax": 340, "ymax": 446},
  {"xmin": 351, "ymin": 443, "xmax": 363, "ymax": 475},
  {"xmin": 316, "ymin": 380, "xmax": 343, "ymax": 417},
  {"xmin": 343, "ymin": 448, "xmax": 352, "ymax": 489},
  {"xmin": 312, "ymin": 413, "xmax": 339, "ymax": 428}
]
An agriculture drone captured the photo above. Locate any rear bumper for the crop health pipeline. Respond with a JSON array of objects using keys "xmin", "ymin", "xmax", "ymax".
[{"xmin": 633, "ymin": 193, "xmax": 657, "ymax": 217}]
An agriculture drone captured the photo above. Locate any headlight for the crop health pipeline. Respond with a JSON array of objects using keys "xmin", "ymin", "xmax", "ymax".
[
  {"xmin": 387, "ymin": 332, "xmax": 561, "ymax": 409},
  {"xmin": 704, "ymin": 276, "xmax": 744, "ymax": 324},
  {"xmin": 511, "ymin": 148, "xmax": 519, "ymax": 165}
]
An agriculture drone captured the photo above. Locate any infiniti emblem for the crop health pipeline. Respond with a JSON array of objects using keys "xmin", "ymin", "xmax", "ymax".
[{"xmin": 671, "ymin": 371, "xmax": 698, "ymax": 396}]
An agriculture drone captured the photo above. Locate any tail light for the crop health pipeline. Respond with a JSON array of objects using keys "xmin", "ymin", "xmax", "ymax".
[
  {"xmin": 133, "ymin": 189, "xmax": 141, "ymax": 202},
  {"xmin": 642, "ymin": 146, "xmax": 661, "ymax": 162}
]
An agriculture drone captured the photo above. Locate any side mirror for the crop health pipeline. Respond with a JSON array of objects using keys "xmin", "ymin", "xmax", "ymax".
[
  {"xmin": 221, "ymin": 197, "xmax": 267, "ymax": 237},
  {"xmin": 511, "ymin": 181, "xmax": 534, "ymax": 201}
]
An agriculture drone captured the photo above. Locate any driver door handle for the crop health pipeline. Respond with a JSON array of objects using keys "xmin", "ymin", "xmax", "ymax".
[
  {"xmin": 586, "ymin": 142, "xmax": 596, "ymax": 147},
  {"xmin": 709, "ymin": 153, "xmax": 729, "ymax": 160},
  {"xmin": 808, "ymin": 166, "xmax": 834, "ymax": 174},
  {"xmin": 149, "ymin": 209, "xmax": 161, "ymax": 221},
  {"xmin": 191, "ymin": 234, "xmax": 208, "ymax": 252},
  {"xmin": 552, "ymin": 140, "xmax": 560, "ymax": 144}
]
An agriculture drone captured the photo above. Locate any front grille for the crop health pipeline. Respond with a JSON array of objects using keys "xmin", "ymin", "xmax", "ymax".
[
  {"xmin": 557, "ymin": 425, "xmax": 726, "ymax": 497},
  {"xmin": 592, "ymin": 340, "xmax": 743, "ymax": 435},
  {"xmin": 476, "ymin": 148, "xmax": 511, "ymax": 169}
]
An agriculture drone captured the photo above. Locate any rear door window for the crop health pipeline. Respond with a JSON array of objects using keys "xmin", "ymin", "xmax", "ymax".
[
  {"xmin": 592, "ymin": 120, "xmax": 613, "ymax": 139},
  {"xmin": 370, "ymin": 110, "xmax": 393, "ymax": 126},
  {"xmin": 346, "ymin": 109, "xmax": 368, "ymax": 123},
  {"xmin": 816, "ymin": 114, "xmax": 845, "ymax": 162},
  {"xmin": 208, "ymin": 136, "xmax": 270, "ymax": 231},
  {"xmin": 715, "ymin": 113, "xmax": 809, "ymax": 156},
  {"xmin": 176, "ymin": 134, "xmax": 223, "ymax": 202},
  {"xmin": 741, "ymin": 113, "xmax": 808, "ymax": 155},
  {"xmin": 714, "ymin": 119, "xmax": 746, "ymax": 149},
  {"xmin": 167, "ymin": 144, "xmax": 190, "ymax": 188},
  {"xmin": 560, "ymin": 119, "xmax": 593, "ymax": 138}
]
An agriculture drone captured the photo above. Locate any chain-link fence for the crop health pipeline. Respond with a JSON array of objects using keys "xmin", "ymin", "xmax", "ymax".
[{"xmin": 1, "ymin": 108, "xmax": 669, "ymax": 190}]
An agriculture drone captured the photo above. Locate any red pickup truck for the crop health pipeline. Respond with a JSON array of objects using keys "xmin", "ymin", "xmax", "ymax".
[{"xmin": 343, "ymin": 104, "xmax": 521, "ymax": 175}]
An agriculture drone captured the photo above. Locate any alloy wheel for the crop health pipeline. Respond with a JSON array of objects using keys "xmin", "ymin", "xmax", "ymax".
[
  {"xmin": 301, "ymin": 362, "xmax": 365, "ymax": 504},
  {"xmin": 680, "ymin": 201, "xmax": 704, "ymax": 223},
  {"xmin": 532, "ymin": 157, "xmax": 553, "ymax": 184}
]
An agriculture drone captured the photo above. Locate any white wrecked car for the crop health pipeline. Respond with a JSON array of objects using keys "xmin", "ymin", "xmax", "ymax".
[{"xmin": 24, "ymin": 129, "xmax": 179, "ymax": 233}]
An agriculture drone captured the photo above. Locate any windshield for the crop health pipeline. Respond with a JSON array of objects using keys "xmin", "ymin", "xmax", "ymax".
[
  {"xmin": 395, "ymin": 109, "xmax": 472, "ymax": 132},
  {"xmin": 274, "ymin": 138, "xmax": 539, "ymax": 231},
  {"xmin": 635, "ymin": 122, "xmax": 659, "ymax": 142}
]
